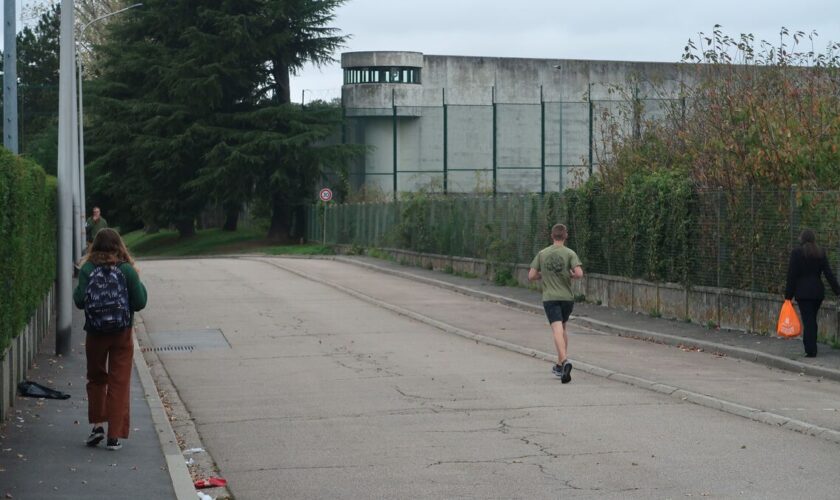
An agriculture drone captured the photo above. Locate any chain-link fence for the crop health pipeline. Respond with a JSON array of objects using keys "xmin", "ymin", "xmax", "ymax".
[
  {"xmin": 309, "ymin": 188, "xmax": 840, "ymax": 296},
  {"xmin": 341, "ymin": 96, "xmax": 687, "ymax": 196}
]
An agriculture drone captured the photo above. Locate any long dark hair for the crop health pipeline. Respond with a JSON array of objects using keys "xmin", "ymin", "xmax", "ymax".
[{"xmin": 800, "ymin": 229, "xmax": 825, "ymax": 259}]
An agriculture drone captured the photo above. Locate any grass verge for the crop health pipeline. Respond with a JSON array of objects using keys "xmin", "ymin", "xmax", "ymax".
[{"xmin": 123, "ymin": 228, "xmax": 333, "ymax": 258}]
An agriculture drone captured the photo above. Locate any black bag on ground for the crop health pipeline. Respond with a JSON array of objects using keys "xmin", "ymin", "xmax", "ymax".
[{"xmin": 18, "ymin": 381, "xmax": 71, "ymax": 399}]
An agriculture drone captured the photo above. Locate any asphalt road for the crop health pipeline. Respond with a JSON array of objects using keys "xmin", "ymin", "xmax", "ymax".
[{"xmin": 138, "ymin": 257, "xmax": 840, "ymax": 499}]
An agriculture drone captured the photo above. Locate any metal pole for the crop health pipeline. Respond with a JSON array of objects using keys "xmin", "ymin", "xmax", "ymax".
[
  {"xmin": 717, "ymin": 188, "xmax": 723, "ymax": 288},
  {"xmin": 77, "ymin": 56, "xmax": 87, "ymax": 254},
  {"xmin": 442, "ymin": 88, "xmax": 447, "ymax": 194},
  {"xmin": 540, "ymin": 85, "xmax": 545, "ymax": 195},
  {"xmin": 588, "ymin": 83, "xmax": 594, "ymax": 178},
  {"xmin": 56, "ymin": 0, "xmax": 76, "ymax": 356},
  {"xmin": 71, "ymin": 61, "xmax": 82, "ymax": 264},
  {"xmin": 75, "ymin": 2, "xmax": 142, "ymax": 254},
  {"xmin": 492, "ymin": 86, "xmax": 497, "ymax": 196},
  {"xmin": 4, "ymin": 0, "xmax": 18, "ymax": 153},
  {"xmin": 750, "ymin": 185, "xmax": 755, "ymax": 293},
  {"xmin": 392, "ymin": 88, "xmax": 397, "ymax": 201},
  {"xmin": 789, "ymin": 184, "xmax": 797, "ymax": 247},
  {"xmin": 323, "ymin": 203, "xmax": 327, "ymax": 245},
  {"xmin": 558, "ymin": 102, "xmax": 563, "ymax": 192}
]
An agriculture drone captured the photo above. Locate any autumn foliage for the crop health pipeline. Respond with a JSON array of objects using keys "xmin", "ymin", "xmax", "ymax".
[{"xmin": 600, "ymin": 26, "xmax": 840, "ymax": 191}]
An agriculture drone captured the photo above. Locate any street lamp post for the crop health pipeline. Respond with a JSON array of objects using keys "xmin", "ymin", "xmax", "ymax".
[
  {"xmin": 4, "ymin": 0, "xmax": 18, "ymax": 154},
  {"xmin": 56, "ymin": 0, "xmax": 76, "ymax": 355},
  {"xmin": 75, "ymin": 3, "xmax": 143, "ymax": 258}
]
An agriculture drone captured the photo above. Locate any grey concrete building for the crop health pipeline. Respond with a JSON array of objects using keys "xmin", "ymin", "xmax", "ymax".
[{"xmin": 341, "ymin": 51, "xmax": 693, "ymax": 196}]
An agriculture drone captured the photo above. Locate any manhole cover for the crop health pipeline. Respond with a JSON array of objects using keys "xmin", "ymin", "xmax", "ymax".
[{"xmin": 147, "ymin": 329, "xmax": 230, "ymax": 352}]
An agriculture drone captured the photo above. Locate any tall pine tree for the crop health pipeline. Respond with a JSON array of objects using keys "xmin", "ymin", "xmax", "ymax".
[{"xmin": 88, "ymin": 0, "xmax": 356, "ymax": 239}]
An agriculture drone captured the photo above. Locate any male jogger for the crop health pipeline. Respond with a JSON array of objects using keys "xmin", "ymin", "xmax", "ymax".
[{"xmin": 528, "ymin": 224, "xmax": 584, "ymax": 383}]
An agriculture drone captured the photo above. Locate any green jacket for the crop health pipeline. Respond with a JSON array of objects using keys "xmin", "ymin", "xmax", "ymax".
[
  {"xmin": 74, "ymin": 261, "xmax": 148, "ymax": 332},
  {"xmin": 85, "ymin": 217, "xmax": 108, "ymax": 242}
]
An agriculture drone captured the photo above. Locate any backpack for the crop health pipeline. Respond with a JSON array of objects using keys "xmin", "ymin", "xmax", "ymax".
[{"xmin": 84, "ymin": 264, "xmax": 131, "ymax": 334}]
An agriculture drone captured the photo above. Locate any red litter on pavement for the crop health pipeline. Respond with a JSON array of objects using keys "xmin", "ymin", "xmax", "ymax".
[{"xmin": 194, "ymin": 477, "xmax": 227, "ymax": 489}]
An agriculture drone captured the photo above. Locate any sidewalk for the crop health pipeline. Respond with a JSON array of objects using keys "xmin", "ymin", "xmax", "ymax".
[
  {"xmin": 0, "ymin": 306, "xmax": 187, "ymax": 499},
  {"xmin": 334, "ymin": 255, "xmax": 840, "ymax": 382}
]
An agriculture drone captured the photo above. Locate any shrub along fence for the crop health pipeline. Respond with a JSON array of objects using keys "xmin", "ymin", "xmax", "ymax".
[
  {"xmin": 0, "ymin": 149, "xmax": 56, "ymax": 421},
  {"xmin": 308, "ymin": 178, "xmax": 840, "ymax": 340}
]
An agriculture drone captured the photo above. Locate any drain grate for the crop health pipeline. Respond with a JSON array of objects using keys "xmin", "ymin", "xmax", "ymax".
[
  {"xmin": 142, "ymin": 344, "xmax": 195, "ymax": 353},
  {"xmin": 148, "ymin": 329, "xmax": 230, "ymax": 351}
]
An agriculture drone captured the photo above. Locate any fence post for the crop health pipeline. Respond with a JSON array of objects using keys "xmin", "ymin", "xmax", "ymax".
[
  {"xmin": 717, "ymin": 188, "xmax": 723, "ymax": 288},
  {"xmin": 607, "ymin": 192, "xmax": 613, "ymax": 276},
  {"xmin": 540, "ymin": 85, "xmax": 545, "ymax": 195},
  {"xmin": 750, "ymin": 185, "xmax": 755, "ymax": 293},
  {"xmin": 558, "ymin": 102, "xmax": 564, "ymax": 192},
  {"xmin": 392, "ymin": 88, "xmax": 397, "ymax": 201},
  {"xmin": 789, "ymin": 183, "xmax": 797, "ymax": 247},
  {"xmin": 442, "ymin": 88, "xmax": 448, "ymax": 195},
  {"xmin": 588, "ymin": 96, "xmax": 594, "ymax": 177},
  {"xmin": 492, "ymin": 86, "xmax": 497, "ymax": 196}
]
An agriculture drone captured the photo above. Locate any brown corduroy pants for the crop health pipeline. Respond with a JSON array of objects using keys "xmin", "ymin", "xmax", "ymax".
[{"xmin": 85, "ymin": 328, "xmax": 133, "ymax": 439}]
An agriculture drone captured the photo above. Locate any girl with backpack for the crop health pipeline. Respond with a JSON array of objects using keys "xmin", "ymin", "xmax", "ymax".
[{"xmin": 73, "ymin": 228, "xmax": 147, "ymax": 450}]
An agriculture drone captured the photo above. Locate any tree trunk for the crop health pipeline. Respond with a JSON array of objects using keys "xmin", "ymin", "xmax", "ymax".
[
  {"xmin": 222, "ymin": 202, "xmax": 239, "ymax": 232},
  {"xmin": 268, "ymin": 194, "xmax": 292, "ymax": 242},
  {"xmin": 272, "ymin": 60, "xmax": 291, "ymax": 104},
  {"xmin": 292, "ymin": 204, "xmax": 306, "ymax": 240},
  {"xmin": 175, "ymin": 219, "xmax": 196, "ymax": 239}
]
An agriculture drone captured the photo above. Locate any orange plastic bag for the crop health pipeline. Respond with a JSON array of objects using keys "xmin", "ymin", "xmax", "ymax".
[{"xmin": 777, "ymin": 300, "xmax": 802, "ymax": 338}]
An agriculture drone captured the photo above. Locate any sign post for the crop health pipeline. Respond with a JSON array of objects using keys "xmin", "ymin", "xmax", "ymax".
[{"xmin": 319, "ymin": 188, "xmax": 333, "ymax": 245}]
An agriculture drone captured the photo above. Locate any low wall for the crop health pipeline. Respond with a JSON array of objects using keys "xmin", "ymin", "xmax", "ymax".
[
  {"xmin": 336, "ymin": 246, "xmax": 839, "ymax": 343},
  {"xmin": 0, "ymin": 286, "xmax": 55, "ymax": 422}
]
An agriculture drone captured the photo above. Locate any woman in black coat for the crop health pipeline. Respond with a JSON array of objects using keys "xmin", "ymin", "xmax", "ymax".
[{"xmin": 784, "ymin": 229, "xmax": 840, "ymax": 357}]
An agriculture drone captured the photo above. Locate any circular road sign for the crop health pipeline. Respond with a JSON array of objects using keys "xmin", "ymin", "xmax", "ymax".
[{"xmin": 319, "ymin": 188, "xmax": 333, "ymax": 202}]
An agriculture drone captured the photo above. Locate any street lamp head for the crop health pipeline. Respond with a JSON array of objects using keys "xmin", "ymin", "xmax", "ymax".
[{"xmin": 80, "ymin": 3, "xmax": 144, "ymax": 34}]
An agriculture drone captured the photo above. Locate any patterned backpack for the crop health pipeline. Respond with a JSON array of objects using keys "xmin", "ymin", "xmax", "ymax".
[{"xmin": 84, "ymin": 264, "xmax": 131, "ymax": 333}]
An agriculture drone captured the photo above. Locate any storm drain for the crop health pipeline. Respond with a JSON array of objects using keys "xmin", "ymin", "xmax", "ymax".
[
  {"xmin": 142, "ymin": 345, "xmax": 195, "ymax": 353},
  {"xmin": 147, "ymin": 329, "xmax": 230, "ymax": 353}
]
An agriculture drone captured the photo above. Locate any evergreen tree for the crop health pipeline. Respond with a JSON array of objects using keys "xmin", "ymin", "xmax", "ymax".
[
  {"xmin": 88, "ymin": 1, "xmax": 266, "ymax": 237},
  {"xmin": 228, "ymin": 0, "xmax": 353, "ymax": 240},
  {"xmin": 88, "ymin": 0, "xmax": 357, "ymax": 239}
]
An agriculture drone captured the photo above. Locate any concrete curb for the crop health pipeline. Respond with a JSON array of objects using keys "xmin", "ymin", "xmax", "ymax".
[
  {"xmin": 256, "ymin": 257, "xmax": 840, "ymax": 446},
  {"xmin": 332, "ymin": 256, "xmax": 840, "ymax": 383},
  {"xmin": 132, "ymin": 320, "xmax": 197, "ymax": 500}
]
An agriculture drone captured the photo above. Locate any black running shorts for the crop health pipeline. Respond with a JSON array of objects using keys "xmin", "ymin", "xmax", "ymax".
[{"xmin": 543, "ymin": 300, "xmax": 574, "ymax": 324}]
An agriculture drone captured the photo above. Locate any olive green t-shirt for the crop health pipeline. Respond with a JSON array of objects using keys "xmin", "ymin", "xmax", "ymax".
[{"xmin": 530, "ymin": 244, "xmax": 583, "ymax": 301}]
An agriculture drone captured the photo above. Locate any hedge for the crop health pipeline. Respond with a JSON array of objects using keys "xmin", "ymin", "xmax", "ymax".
[{"xmin": 0, "ymin": 148, "xmax": 56, "ymax": 355}]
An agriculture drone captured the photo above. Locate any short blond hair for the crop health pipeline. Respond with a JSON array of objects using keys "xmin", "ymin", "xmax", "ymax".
[{"xmin": 551, "ymin": 224, "xmax": 568, "ymax": 241}]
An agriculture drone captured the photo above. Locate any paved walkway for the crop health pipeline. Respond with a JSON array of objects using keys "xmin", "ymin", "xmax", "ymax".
[
  {"xmin": 335, "ymin": 255, "xmax": 840, "ymax": 381},
  {"xmin": 138, "ymin": 257, "xmax": 840, "ymax": 499},
  {"xmin": 0, "ymin": 306, "xmax": 189, "ymax": 499},
  {"xmin": 4, "ymin": 254, "xmax": 840, "ymax": 498}
]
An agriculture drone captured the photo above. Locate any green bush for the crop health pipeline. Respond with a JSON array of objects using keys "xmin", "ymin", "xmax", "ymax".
[{"xmin": 0, "ymin": 149, "xmax": 56, "ymax": 354}]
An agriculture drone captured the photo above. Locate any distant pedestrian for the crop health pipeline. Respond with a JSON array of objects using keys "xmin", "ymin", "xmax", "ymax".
[
  {"xmin": 85, "ymin": 206, "xmax": 108, "ymax": 246},
  {"xmin": 784, "ymin": 229, "xmax": 840, "ymax": 358},
  {"xmin": 74, "ymin": 228, "xmax": 147, "ymax": 450},
  {"xmin": 529, "ymin": 223, "xmax": 584, "ymax": 382}
]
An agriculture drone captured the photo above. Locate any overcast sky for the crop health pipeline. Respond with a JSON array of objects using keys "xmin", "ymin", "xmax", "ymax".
[
  {"xmin": 3, "ymin": 1, "xmax": 838, "ymax": 103},
  {"xmin": 292, "ymin": 0, "xmax": 840, "ymax": 102}
]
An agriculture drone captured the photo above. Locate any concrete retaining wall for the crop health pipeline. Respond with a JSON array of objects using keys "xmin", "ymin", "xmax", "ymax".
[
  {"xmin": 337, "ymin": 246, "xmax": 840, "ymax": 343},
  {"xmin": 0, "ymin": 286, "xmax": 55, "ymax": 423}
]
